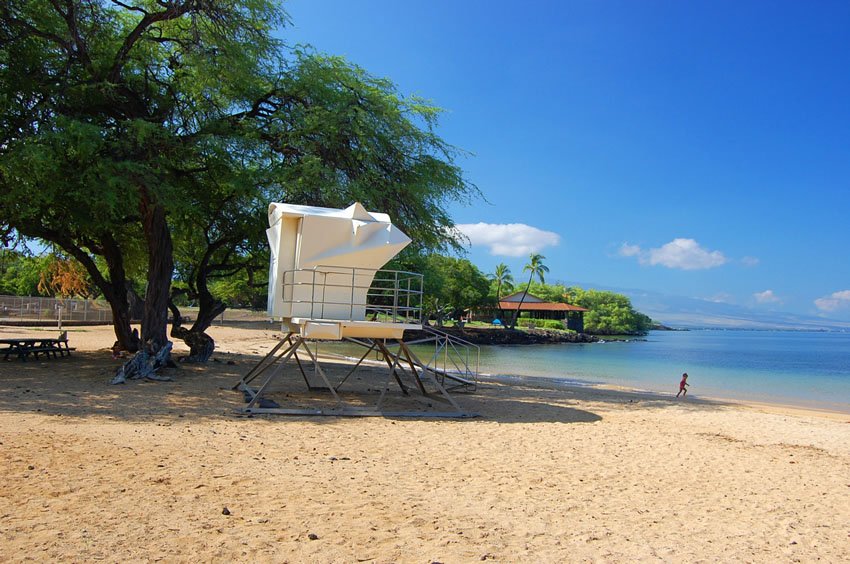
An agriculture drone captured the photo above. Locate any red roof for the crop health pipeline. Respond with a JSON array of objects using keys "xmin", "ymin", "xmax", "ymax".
[{"xmin": 498, "ymin": 301, "xmax": 587, "ymax": 312}]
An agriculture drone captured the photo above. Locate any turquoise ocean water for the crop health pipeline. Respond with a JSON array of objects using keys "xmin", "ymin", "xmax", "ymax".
[
  {"xmin": 321, "ymin": 330, "xmax": 850, "ymax": 412},
  {"xmin": 472, "ymin": 330, "xmax": 850, "ymax": 413}
]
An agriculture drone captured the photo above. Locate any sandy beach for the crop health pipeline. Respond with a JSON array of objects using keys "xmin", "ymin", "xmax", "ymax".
[{"xmin": 1, "ymin": 323, "xmax": 849, "ymax": 562}]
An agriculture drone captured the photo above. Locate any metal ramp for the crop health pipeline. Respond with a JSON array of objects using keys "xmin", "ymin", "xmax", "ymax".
[
  {"xmin": 396, "ymin": 326, "xmax": 479, "ymax": 392},
  {"xmin": 233, "ymin": 332, "xmax": 479, "ymax": 418}
]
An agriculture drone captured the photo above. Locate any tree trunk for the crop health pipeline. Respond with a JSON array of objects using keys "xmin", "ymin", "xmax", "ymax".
[
  {"xmin": 99, "ymin": 238, "xmax": 140, "ymax": 352},
  {"xmin": 509, "ymin": 276, "xmax": 533, "ymax": 330},
  {"xmin": 190, "ymin": 272, "xmax": 227, "ymax": 334},
  {"xmin": 126, "ymin": 283, "xmax": 145, "ymax": 321},
  {"xmin": 39, "ymin": 230, "xmax": 141, "ymax": 352},
  {"xmin": 109, "ymin": 302, "xmax": 138, "ymax": 352},
  {"xmin": 139, "ymin": 197, "xmax": 173, "ymax": 350},
  {"xmin": 168, "ymin": 298, "xmax": 215, "ymax": 362},
  {"xmin": 168, "ymin": 251, "xmax": 227, "ymax": 362},
  {"xmin": 496, "ymin": 280, "xmax": 504, "ymax": 324}
]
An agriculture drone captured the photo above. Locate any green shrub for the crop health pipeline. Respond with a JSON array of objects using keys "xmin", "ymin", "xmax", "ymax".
[{"xmin": 518, "ymin": 319, "xmax": 565, "ymax": 330}]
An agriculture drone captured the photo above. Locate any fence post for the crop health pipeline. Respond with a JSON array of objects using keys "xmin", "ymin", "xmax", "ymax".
[{"xmin": 392, "ymin": 272, "xmax": 399, "ymax": 323}]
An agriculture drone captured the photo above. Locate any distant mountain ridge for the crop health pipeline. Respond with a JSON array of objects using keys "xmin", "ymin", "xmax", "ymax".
[{"xmin": 564, "ymin": 282, "xmax": 850, "ymax": 331}]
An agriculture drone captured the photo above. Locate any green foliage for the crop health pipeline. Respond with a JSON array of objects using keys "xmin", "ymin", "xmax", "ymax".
[
  {"xmin": 517, "ymin": 318, "xmax": 567, "ymax": 330},
  {"xmin": 0, "ymin": 250, "xmax": 48, "ymax": 296},
  {"xmin": 523, "ymin": 253, "xmax": 550, "ymax": 285},
  {"xmin": 207, "ymin": 272, "xmax": 267, "ymax": 310},
  {"xmin": 505, "ymin": 280, "xmax": 650, "ymax": 335},
  {"xmin": 0, "ymin": 249, "xmax": 109, "ymax": 298},
  {"xmin": 1, "ymin": 1, "xmax": 477, "ymax": 344},
  {"xmin": 488, "ymin": 263, "xmax": 514, "ymax": 301},
  {"xmin": 418, "ymin": 254, "xmax": 490, "ymax": 319},
  {"xmin": 423, "ymin": 295, "xmax": 450, "ymax": 327},
  {"xmin": 524, "ymin": 281, "xmax": 570, "ymax": 303},
  {"xmin": 264, "ymin": 52, "xmax": 477, "ymax": 254},
  {"xmin": 569, "ymin": 287, "xmax": 652, "ymax": 335},
  {"xmin": 509, "ymin": 253, "xmax": 549, "ymax": 329}
]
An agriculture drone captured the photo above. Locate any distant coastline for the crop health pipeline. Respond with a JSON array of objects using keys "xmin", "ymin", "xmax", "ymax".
[
  {"xmin": 406, "ymin": 327, "xmax": 598, "ymax": 345},
  {"xmin": 650, "ymin": 323, "xmax": 687, "ymax": 331}
]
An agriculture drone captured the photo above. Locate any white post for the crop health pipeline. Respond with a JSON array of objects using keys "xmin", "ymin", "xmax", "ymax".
[{"xmin": 57, "ymin": 303, "xmax": 63, "ymax": 330}]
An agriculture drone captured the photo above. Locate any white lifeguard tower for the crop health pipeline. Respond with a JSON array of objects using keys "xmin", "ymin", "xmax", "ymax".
[{"xmin": 234, "ymin": 202, "xmax": 479, "ymax": 417}]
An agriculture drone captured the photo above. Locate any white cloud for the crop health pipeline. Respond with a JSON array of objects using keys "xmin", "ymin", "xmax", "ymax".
[
  {"xmin": 754, "ymin": 290, "xmax": 781, "ymax": 304},
  {"xmin": 741, "ymin": 256, "xmax": 760, "ymax": 267},
  {"xmin": 619, "ymin": 238, "xmax": 727, "ymax": 270},
  {"xmin": 707, "ymin": 293, "xmax": 735, "ymax": 304},
  {"xmin": 618, "ymin": 243, "xmax": 641, "ymax": 257},
  {"xmin": 814, "ymin": 290, "xmax": 850, "ymax": 312},
  {"xmin": 456, "ymin": 223, "xmax": 560, "ymax": 257}
]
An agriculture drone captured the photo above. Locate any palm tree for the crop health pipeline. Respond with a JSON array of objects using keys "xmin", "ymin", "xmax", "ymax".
[
  {"xmin": 489, "ymin": 263, "xmax": 514, "ymax": 322},
  {"xmin": 509, "ymin": 253, "xmax": 549, "ymax": 330}
]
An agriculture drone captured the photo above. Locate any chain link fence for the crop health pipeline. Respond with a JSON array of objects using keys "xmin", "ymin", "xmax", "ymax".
[
  {"xmin": 0, "ymin": 295, "xmax": 113, "ymax": 323},
  {"xmin": 0, "ymin": 295, "xmax": 277, "ymax": 327}
]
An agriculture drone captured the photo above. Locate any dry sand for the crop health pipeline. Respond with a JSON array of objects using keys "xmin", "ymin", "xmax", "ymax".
[{"xmin": 1, "ymin": 323, "xmax": 849, "ymax": 562}]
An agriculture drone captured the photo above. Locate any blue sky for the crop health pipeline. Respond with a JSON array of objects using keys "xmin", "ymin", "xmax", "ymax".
[{"xmin": 284, "ymin": 0, "xmax": 850, "ymax": 321}]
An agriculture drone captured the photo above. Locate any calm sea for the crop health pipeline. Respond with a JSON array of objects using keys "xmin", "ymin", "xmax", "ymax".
[
  {"xmin": 319, "ymin": 330, "xmax": 850, "ymax": 412},
  {"xmin": 474, "ymin": 330, "xmax": 850, "ymax": 413}
]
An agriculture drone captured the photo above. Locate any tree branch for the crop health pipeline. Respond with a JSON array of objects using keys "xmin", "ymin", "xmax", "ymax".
[
  {"xmin": 1, "ymin": 8, "xmax": 72, "ymax": 51},
  {"xmin": 108, "ymin": 1, "xmax": 195, "ymax": 83},
  {"xmin": 109, "ymin": 0, "xmax": 150, "ymax": 15},
  {"xmin": 42, "ymin": 0, "xmax": 95, "ymax": 72}
]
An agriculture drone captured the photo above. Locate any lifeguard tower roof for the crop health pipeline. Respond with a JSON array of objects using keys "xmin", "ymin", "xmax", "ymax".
[{"xmin": 266, "ymin": 202, "xmax": 421, "ymax": 340}]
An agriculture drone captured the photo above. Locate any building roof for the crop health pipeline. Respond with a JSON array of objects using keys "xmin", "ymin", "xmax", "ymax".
[
  {"xmin": 501, "ymin": 291, "xmax": 545, "ymax": 303},
  {"xmin": 498, "ymin": 300, "xmax": 588, "ymax": 312}
]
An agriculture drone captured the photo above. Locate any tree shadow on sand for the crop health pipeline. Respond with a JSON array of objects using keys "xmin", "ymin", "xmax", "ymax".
[{"xmin": 0, "ymin": 350, "xmax": 730, "ymax": 425}]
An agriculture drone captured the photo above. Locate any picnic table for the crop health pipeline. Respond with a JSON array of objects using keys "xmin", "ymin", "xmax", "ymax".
[{"xmin": 0, "ymin": 332, "xmax": 76, "ymax": 361}]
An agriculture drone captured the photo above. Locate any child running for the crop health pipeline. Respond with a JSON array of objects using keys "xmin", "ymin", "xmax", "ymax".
[{"xmin": 676, "ymin": 372, "xmax": 689, "ymax": 398}]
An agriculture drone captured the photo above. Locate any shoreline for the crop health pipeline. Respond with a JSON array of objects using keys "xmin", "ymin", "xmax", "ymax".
[
  {"xmin": 3, "ymin": 322, "xmax": 847, "ymax": 419},
  {"xmin": 481, "ymin": 372, "xmax": 850, "ymax": 420},
  {"xmin": 319, "ymin": 348, "xmax": 850, "ymax": 419}
]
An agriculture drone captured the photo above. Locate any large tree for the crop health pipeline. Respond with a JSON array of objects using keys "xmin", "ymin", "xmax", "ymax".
[
  {"xmin": 167, "ymin": 51, "xmax": 476, "ymax": 350},
  {"xmin": 1, "ymin": 1, "xmax": 475, "ymax": 357},
  {"xmin": 419, "ymin": 254, "xmax": 489, "ymax": 322},
  {"xmin": 569, "ymin": 287, "xmax": 652, "ymax": 335},
  {"xmin": 1, "ymin": 0, "xmax": 286, "ymax": 351}
]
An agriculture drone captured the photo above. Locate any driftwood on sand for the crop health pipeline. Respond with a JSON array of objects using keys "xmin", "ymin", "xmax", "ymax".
[{"xmin": 111, "ymin": 341, "xmax": 174, "ymax": 384}]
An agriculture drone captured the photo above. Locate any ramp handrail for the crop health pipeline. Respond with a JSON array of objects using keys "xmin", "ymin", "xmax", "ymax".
[{"xmin": 406, "ymin": 326, "xmax": 480, "ymax": 391}]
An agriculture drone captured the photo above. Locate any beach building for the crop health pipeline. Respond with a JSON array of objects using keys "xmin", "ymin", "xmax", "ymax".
[{"xmin": 498, "ymin": 291, "xmax": 587, "ymax": 332}]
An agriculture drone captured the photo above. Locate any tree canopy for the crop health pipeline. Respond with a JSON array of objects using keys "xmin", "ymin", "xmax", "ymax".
[
  {"xmin": 1, "ymin": 1, "xmax": 476, "ymax": 355},
  {"xmin": 520, "ymin": 281, "xmax": 653, "ymax": 335},
  {"xmin": 568, "ymin": 287, "xmax": 653, "ymax": 335},
  {"xmin": 0, "ymin": 250, "xmax": 47, "ymax": 296},
  {"xmin": 417, "ymin": 254, "xmax": 490, "ymax": 323}
]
